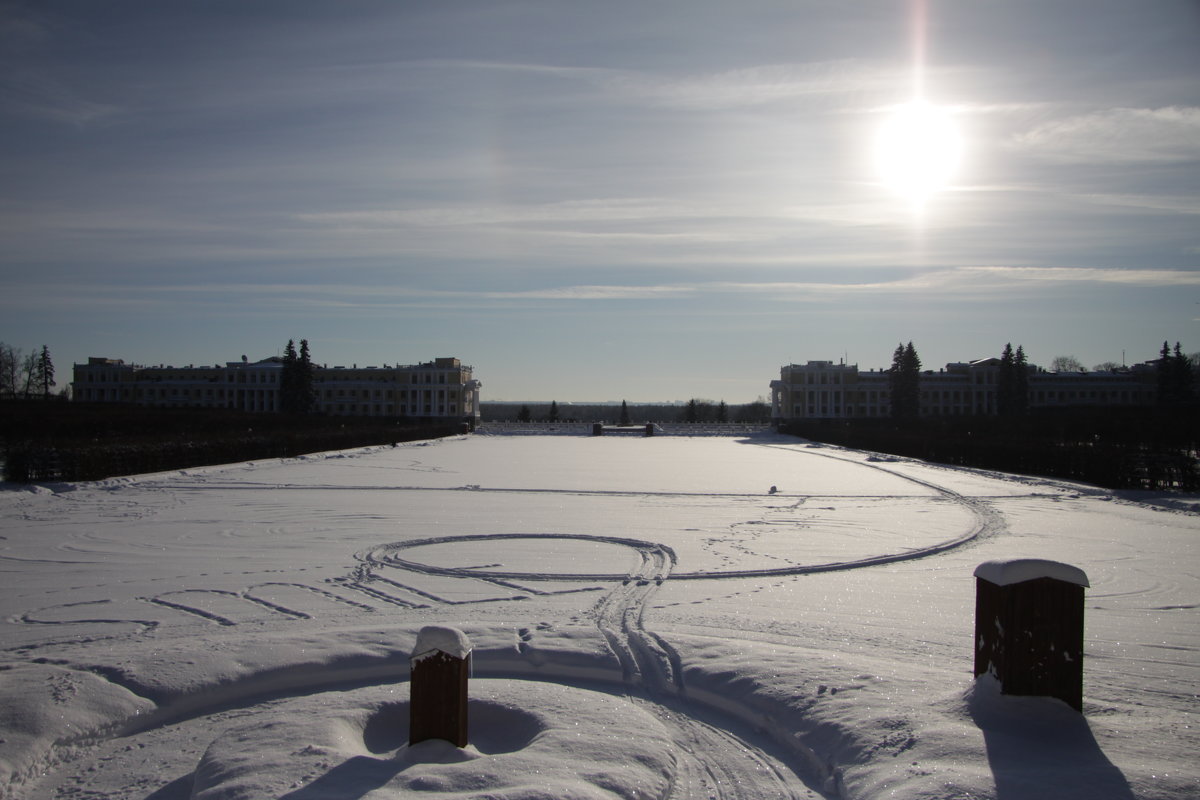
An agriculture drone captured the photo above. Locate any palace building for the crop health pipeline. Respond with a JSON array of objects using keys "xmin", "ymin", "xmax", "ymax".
[
  {"xmin": 770, "ymin": 358, "xmax": 1157, "ymax": 422},
  {"xmin": 72, "ymin": 356, "xmax": 481, "ymax": 423}
]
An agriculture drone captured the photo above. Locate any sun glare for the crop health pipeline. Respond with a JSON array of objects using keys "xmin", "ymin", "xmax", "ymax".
[{"xmin": 874, "ymin": 100, "xmax": 963, "ymax": 205}]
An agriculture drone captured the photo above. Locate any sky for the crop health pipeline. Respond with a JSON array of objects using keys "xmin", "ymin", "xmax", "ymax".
[{"xmin": 2, "ymin": 0, "xmax": 1198, "ymax": 402}]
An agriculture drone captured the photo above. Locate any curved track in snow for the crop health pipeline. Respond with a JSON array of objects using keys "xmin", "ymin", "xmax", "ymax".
[{"xmin": 4, "ymin": 440, "xmax": 1009, "ymax": 800}]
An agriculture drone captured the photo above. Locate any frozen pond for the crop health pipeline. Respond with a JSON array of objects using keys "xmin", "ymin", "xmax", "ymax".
[{"xmin": 1, "ymin": 432, "xmax": 1196, "ymax": 799}]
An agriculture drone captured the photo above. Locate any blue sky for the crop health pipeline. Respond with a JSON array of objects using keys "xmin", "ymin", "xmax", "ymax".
[{"xmin": 2, "ymin": 1, "xmax": 1198, "ymax": 402}]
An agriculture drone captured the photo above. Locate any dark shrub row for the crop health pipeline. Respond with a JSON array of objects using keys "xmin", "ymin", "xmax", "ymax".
[
  {"xmin": 781, "ymin": 406, "xmax": 1200, "ymax": 492},
  {"xmin": 2, "ymin": 402, "xmax": 461, "ymax": 482}
]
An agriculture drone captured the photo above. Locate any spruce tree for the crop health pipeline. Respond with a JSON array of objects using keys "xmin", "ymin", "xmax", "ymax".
[
  {"xmin": 889, "ymin": 342, "xmax": 921, "ymax": 421},
  {"xmin": 297, "ymin": 339, "xmax": 316, "ymax": 413},
  {"xmin": 1172, "ymin": 342, "xmax": 1193, "ymax": 401},
  {"xmin": 903, "ymin": 342, "xmax": 921, "ymax": 418},
  {"xmin": 280, "ymin": 339, "xmax": 300, "ymax": 414},
  {"xmin": 997, "ymin": 343, "xmax": 1028, "ymax": 417},
  {"xmin": 888, "ymin": 343, "xmax": 905, "ymax": 419},
  {"xmin": 716, "ymin": 400, "xmax": 728, "ymax": 423},
  {"xmin": 997, "ymin": 343, "xmax": 1016, "ymax": 417},
  {"xmin": 1014, "ymin": 345, "xmax": 1029, "ymax": 415},
  {"xmin": 517, "ymin": 405, "xmax": 531, "ymax": 423},
  {"xmin": 619, "ymin": 400, "xmax": 631, "ymax": 425},
  {"xmin": 37, "ymin": 345, "xmax": 55, "ymax": 399},
  {"xmin": 1157, "ymin": 341, "xmax": 1172, "ymax": 402},
  {"xmin": 548, "ymin": 400, "xmax": 559, "ymax": 422}
]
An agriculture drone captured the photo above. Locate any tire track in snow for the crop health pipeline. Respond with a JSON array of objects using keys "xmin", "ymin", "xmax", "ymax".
[
  {"xmin": 354, "ymin": 447, "xmax": 1005, "ymax": 799},
  {"xmin": 12, "ymin": 442, "xmax": 996, "ymax": 798},
  {"xmin": 366, "ymin": 532, "xmax": 816, "ymax": 797},
  {"xmin": 582, "ymin": 542, "xmax": 815, "ymax": 798}
]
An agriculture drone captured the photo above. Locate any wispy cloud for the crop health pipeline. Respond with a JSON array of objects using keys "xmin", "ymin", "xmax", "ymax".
[
  {"xmin": 14, "ymin": 266, "xmax": 1193, "ymax": 317},
  {"xmin": 1010, "ymin": 106, "xmax": 1200, "ymax": 164},
  {"xmin": 1074, "ymin": 193, "xmax": 1200, "ymax": 216},
  {"xmin": 296, "ymin": 198, "xmax": 696, "ymax": 229},
  {"xmin": 959, "ymin": 266, "xmax": 1200, "ymax": 286},
  {"xmin": 0, "ymin": 70, "xmax": 121, "ymax": 125},
  {"xmin": 595, "ymin": 60, "xmax": 899, "ymax": 110},
  {"xmin": 397, "ymin": 58, "xmax": 903, "ymax": 111}
]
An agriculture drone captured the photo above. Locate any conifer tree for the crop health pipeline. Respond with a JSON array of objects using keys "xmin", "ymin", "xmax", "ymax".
[
  {"xmin": 1014, "ymin": 345, "xmax": 1029, "ymax": 415},
  {"xmin": 548, "ymin": 400, "xmax": 559, "ymax": 422},
  {"xmin": 619, "ymin": 400, "xmax": 631, "ymax": 425},
  {"xmin": 279, "ymin": 339, "xmax": 316, "ymax": 415},
  {"xmin": 1157, "ymin": 341, "xmax": 1171, "ymax": 402},
  {"xmin": 1172, "ymin": 342, "xmax": 1193, "ymax": 402},
  {"xmin": 716, "ymin": 400, "xmax": 728, "ymax": 423},
  {"xmin": 1155, "ymin": 341, "xmax": 1194, "ymax": 403},
  {"xmin": 517, "ymin": 405, "xmax": 531, "ymax": 423},
  {"xmin": 997, "ymin": 343, "xmax": 1016, "ymax": 417},
  {"xmin": 889, "ymin": 342, "xmax": 921, "ymax": 421},
  {"xmin": 997, "ymin": 343, "xmax": 1028, "ymax": 417},
  {"xmin": 280, "ymin": 339, "xmax": 300, "ymax": 414},
  {"xmin": 297, "ymin": 339, "xmax": 316, "ymax": 414},
  {"xmin": 33, "ymin": 346, "xmax": 55, "ymax": 399}
]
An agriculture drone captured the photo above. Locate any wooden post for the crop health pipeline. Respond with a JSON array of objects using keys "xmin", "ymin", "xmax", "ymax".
[
  {"xmin": 593, "ymin": 423, "xmax": 604, "ymax": 436},
  {"xmin": 644, "ymin": 423, "xmax": 654, "ymax": 437},
  {"xmin": 974, "ymin": 559, "xmax": 1088, "ymax": 711},
  {"xmin": 410, "ymin": 625, "xmax": 473, "ymax": 747}
]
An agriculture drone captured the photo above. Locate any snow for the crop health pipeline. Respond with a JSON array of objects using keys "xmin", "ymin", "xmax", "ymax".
[
  {"xmin": 413, "ymin": 626, "xmax": 473, "ymax": 662},
  {"xmin": 1, "ymin": 431, "xmax": 1196, "ymax": 799},
  {"xmin": 974, "ymin": 558, "xmax": 1090, "ymax": 588}
]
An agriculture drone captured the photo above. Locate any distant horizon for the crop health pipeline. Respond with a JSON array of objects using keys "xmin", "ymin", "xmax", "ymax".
[{"xmin": 55, "ymin": 343, "xmax": 1187, "ymax": 409}]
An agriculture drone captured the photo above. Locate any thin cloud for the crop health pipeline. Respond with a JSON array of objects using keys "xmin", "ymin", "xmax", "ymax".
[
  {"xmin": 596, "ymin": 60, "xmax": 899, "ymax": 110},
  {"xmin": 297, "ymin": 198, "xmax": 695, "ymax": 229},
  {"xmin": 9, "ymin": 262, "xmax": 1196, "ymax": 323},
  {"xmin": 961, "ymin": 266, "xmax": 1200, "ymax": 286},
  {"xmin": 1074, "ymin": 193, "xmax": 1200, "ymax": 216},
  {"xmin": 0, "ymin": 70, "xmax": 121, "ymax": 125},
  {"xmin": 1011, "ymin": 106, "xmax": 1200, "ymax": 164}
]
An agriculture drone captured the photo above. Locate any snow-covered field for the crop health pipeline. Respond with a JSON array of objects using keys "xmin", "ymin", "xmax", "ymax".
[{"xmin": 0, "ymin": 432, "xmax": 1195, "ymax": 799}]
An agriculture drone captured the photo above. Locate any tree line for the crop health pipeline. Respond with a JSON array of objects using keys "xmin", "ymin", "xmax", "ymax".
[
  {"xmin": 493, "ymin": 398, "xmax": 772, "ymax": 424},
  {"xmin": 0, "ymin": 342, "xmax": 57, "ymax": 400},
  {"xmin": 888, "ymin": 339, "xmax": 1194, "ymax": 421},
  {"xmin": 786, "ymin": 338, "xmax": 1198, "ymax": 491}
]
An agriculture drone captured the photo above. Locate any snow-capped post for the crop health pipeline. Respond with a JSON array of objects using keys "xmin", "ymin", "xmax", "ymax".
[
  {"xmin": 973, "ymin": 559, "xmax": 1089, "ymax": 712},
  {"xmin": 410, "ymin": 625, "xmax": 473, "ymax": 747}
]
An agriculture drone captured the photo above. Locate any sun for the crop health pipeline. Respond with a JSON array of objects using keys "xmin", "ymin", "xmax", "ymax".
[{"xmin": 874, "ymin": 100, "xmax": 963, "ymax": 204}]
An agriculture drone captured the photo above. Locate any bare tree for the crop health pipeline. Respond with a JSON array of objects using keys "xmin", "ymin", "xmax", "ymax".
[
  {"xmin": 736, "ymin": 397, "xmax": 771, "ymax": 423},
  {"xmin": 1050, "ymin": 355, "xmax": 1085, "ymax": 373},
  {"xmin": 19, "ymin": 350, "xmax": 38, "ymax": 398},
  {"xmin": 0, "ymin": 342, "xmax": 20, "ymax": 398}
]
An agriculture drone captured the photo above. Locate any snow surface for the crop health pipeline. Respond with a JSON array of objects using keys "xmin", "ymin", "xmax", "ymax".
[
  {"xmin": 413, "ymin": 626, "xmax": 473, "ymax": 662},
  {"xmin": 0, "ymin": 431, "xmax": 1196, "ymax": 799}
]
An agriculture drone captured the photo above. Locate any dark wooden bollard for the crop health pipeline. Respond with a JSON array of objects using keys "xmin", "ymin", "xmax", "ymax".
[
  {"xmin": 410, "ymin": 626, "xmax": 473, "ymax": 747},
  {"xmin": 974, "ymin": 559, "xmax": 1089, "ymax": 711}
]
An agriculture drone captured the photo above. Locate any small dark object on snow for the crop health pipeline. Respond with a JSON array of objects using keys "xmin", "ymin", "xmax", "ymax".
[
  {"xmin": 410, "ymin": 626, "xmax": 473, "ymax": 747},
  {"xmin": 973, "ymin": 559, "xmax": 1088, "ymax": 712}
]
